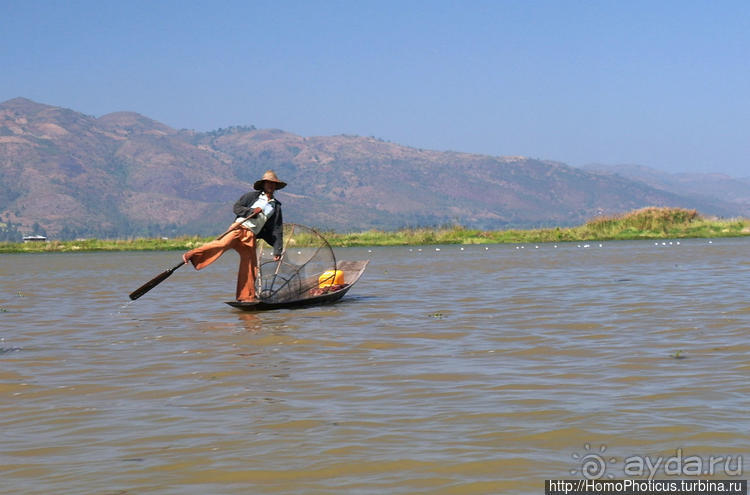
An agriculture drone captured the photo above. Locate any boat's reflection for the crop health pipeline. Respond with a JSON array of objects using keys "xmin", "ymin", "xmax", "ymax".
[{"xmin": 236, "ymin": 311, "xmax": 263, "ymax": 332}]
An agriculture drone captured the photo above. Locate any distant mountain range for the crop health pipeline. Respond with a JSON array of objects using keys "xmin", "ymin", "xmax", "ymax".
[
  {"xmin": 1, "ymin": 97, "xmax": 747, "ymax": 240},
  {"xmin": 582, "ymin": 163, "xmax": 750, "ymax": 211}
]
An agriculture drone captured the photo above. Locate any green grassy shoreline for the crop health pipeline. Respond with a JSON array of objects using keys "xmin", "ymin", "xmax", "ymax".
[{"xmin": 2, "ymin": 207, "xmax": 749, "ymax": 254}]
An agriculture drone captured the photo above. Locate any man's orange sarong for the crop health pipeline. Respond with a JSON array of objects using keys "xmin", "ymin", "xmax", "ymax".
[{"xmin": 185, "ymin": 228, "xmax": 258, "ymax": 301}]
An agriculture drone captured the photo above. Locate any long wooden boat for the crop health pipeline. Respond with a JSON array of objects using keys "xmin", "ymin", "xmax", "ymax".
[{"xmin": 225, "ymin": 260, "xmax": 369, "ymax": 311}]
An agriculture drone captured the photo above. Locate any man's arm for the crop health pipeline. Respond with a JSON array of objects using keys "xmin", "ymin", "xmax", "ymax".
[
  {"xmin": 233, "ymin": 191, "xmax": 260, "ymax": 218},
  {"xmin": 271, "ymin": 208, "xmax": 284, "ymax": 258}
]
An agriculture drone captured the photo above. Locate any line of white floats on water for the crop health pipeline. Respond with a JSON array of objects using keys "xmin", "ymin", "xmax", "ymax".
[{"xmin": 380, "ymin": 239, "xmax": 717, "ymax": 253}]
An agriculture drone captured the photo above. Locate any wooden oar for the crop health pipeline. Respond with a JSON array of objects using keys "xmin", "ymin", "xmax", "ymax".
[
  {"xmin": 128, "ymin": 218, "xmax": 250, "ymax": 301},
  {"xmin": 128, "ymin": 259, "xmax": 187, "ymax": 301}
]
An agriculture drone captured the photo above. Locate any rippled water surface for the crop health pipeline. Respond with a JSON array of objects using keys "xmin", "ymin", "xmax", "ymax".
[{"xmin": 1, "ymin": 238, "xmax": 749, "ymax": 494}]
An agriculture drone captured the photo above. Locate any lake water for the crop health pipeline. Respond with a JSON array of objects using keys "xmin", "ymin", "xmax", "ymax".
[{"xmin": 1, "ymin": 238, "xmax": 749, "ymax": 494}]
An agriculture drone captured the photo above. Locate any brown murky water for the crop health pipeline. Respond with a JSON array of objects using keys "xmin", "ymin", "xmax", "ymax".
[{"xmin": 1, "ymin": 238, "xmax": 749, "ymax": 494}]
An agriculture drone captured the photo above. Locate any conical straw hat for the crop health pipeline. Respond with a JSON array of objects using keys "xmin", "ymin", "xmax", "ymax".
[{"xmin": 253, "ymin": 169, "xmax": 287, "ymax": 190}]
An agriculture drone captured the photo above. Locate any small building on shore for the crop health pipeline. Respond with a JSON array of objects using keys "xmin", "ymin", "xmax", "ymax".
[{"xmin": 23, "ymin": 235, "xmax": 48, "ymax": 243}]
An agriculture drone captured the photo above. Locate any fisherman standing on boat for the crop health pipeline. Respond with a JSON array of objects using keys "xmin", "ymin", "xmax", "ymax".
[{"xmin": 182, "ymin": 170, "xmax": 286, "ymax": 302}]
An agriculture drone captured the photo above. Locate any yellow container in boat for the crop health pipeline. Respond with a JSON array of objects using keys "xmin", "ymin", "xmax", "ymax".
[{"xmin": 319, "ymin": 269, "xmax": 344, "ymax": 288}]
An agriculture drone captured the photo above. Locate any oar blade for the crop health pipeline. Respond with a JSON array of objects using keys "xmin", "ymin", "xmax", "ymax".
[{"xmin": 129, "ymin": 261, "xmax": 185, "ymax": 300}]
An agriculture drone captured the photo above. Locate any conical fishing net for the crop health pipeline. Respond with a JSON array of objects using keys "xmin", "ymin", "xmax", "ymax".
[{"xmin": 255, "ymin": 224, "xmax": 338, "ymax": 304}]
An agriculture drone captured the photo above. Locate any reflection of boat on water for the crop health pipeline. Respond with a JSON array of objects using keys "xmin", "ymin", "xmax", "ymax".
[
  {"xmin": 226, "ymin": 224, "xmax": 368, "ymax": 312},
  {"xmin": 226, "ymin": 260, "xmax": 368, "ymax": 311}
]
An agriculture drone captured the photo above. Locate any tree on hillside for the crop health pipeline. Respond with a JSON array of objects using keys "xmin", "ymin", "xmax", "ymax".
[
  {"xmin": 0, "ymin": 217, "xmax": 22, "ymax": 242},
  {"xmin": 31, "ymin": 222, "xmax": 47, "ymax": 237}
]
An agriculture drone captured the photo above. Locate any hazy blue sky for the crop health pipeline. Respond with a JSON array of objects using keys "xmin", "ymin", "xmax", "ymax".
[{"xmin": 2, "ymin": 0, "xmax": 748, "ymax": 175}]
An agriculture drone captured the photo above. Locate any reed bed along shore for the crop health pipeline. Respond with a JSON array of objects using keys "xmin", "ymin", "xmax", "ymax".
[{"xmin": 2, "ymin": 207, "xmax": 749, "ymax": 254}]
